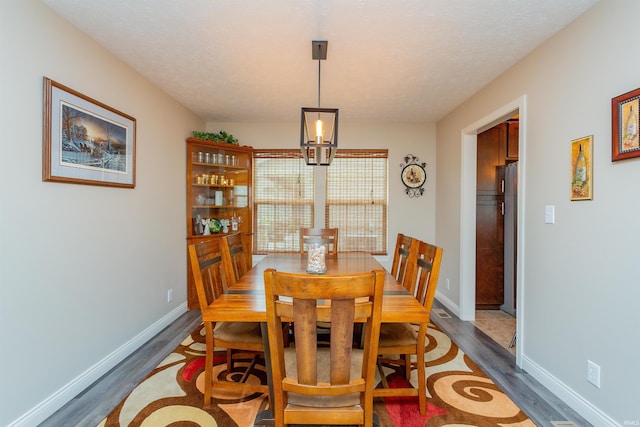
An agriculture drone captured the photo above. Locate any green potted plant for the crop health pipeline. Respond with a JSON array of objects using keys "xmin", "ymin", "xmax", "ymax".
[{"xmin": 192, "ymin": 130, "xmax": 239, "ymax": 145}]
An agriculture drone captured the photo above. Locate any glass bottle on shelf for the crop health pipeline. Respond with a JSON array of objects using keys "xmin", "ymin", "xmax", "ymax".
[{"xmin": 231, "ymin": 213, "xmax": 238, "ymax": 232}]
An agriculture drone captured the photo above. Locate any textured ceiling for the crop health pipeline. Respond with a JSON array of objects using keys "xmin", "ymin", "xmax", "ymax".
[{"xmin": 41, "ymin": 0, "xmax": 598, "ymax": 123}]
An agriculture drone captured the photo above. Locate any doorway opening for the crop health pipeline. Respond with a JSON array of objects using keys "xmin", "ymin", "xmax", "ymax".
[
  {"xmin": 474, "ymin": 118, "xmax": 518, "ymax": 355},
  {"xmin": 459, "ymin": 95, "xmax": 526, "ymax": 367}
]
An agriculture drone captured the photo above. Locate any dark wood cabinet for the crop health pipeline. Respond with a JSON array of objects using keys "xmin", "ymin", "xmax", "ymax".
[
  {"xmin": 506, "ymin": 121, "xmax": 519, "ymax": 160},
  {"xmin": 475, "ymin": 122, "xmax": 517, "ymax": 309}
]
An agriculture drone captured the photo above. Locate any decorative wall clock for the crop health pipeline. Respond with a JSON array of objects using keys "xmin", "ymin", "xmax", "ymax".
[{"xmin": 400, "ymin": 154, "xmax": 426, "ymax": 197}]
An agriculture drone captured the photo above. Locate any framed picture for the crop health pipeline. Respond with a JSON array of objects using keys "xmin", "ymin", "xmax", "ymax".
[
  {"xmin": 43, "ymin": 77, "xmax": 136, "ymax": 187},
  {"xmin": 571, "ymin": 135, "xmax": 593, "ymax": 201},
  {"xmin": 611, "ymin": 87, "xmax": 640, "ymax": 162}
]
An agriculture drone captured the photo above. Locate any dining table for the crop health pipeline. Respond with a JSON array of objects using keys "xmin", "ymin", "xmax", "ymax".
[{"xmin": 206, "ymin": 252, "xmax": 431, "ymax": 424}]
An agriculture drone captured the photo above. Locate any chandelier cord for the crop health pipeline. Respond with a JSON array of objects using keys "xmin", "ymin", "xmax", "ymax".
[
  {"xmin": 371, "ymin": 158, "xmax": 374, "ymax": 204},
  {"xmin": 298, "ymin": 155, "xmax": 302, "ymax": 198},
  {"xmin": 317, "ymin": 56, "xmax": 321, "ymax": 110}
]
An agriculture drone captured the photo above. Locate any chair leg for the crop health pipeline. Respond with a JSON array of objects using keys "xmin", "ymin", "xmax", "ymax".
[
  {"xmin": 416, "ymin": 325, "xmax": 429, "ymax": 416},
  {"xmin": 509, "ymin": 331, "xmax": 517, "ymax": 348},
  {"xmin": 416, "ymin": 350, "xmax": 426, "ymax": 416},
  {"xmin": 403, "ymin": 354, "xmax": 412, "ymax": 380},
  {"xmin": 364, "ymin": 390, "xmax": 374, "ymax": 427},
  {"xmin": 238, "ymin": 354, "xmax": 259, "ymax": 383},
  {"xmin": 376, "ymin": 359, "xmax": 390, "ymax": 389},
  {"xmin": 227, "ymin": 348, "xmax": 233, "ymax": 371},
  {"xmin": 204, "ymin": 324, "xmax": 215, "ymax": 407}
]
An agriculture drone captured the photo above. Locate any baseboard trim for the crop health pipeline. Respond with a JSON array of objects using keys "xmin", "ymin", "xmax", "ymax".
[
  {"xmin": 434, "ymin": 291, "xmax": 460, "ymax": 318},
  {"xmin": 8, "ymin": 303, "xmax": 188, "ymax": 427},
  {"xmin": 521, "ymin": 354, "xmax": 619, "ymax": 427}
]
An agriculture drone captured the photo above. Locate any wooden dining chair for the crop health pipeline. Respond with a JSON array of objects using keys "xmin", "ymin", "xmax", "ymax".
[
  {"xmin": 375, "ymin": 239, "xmax": 443, "ymax": 416},
  {"xmin": 188, "ymin": 239, "xmax": 267, "ymax": 407},
  {"xmin": 299, "ymin": 227, "xmax": 339, "ymax": 257},
  {"xmin": 390, "ymin": 233, "xmax": 416, "ymax": 284},
  {"xmin": 220, "ymin": 232, "xmax": 261, "ymax": 370},
  {"xmin": 221, "ymin": 232, "xmax": 251, "ymax": 282},
  {"xmin": 264, "ymin": 268, "xmax": 385, "ymax": 427}
]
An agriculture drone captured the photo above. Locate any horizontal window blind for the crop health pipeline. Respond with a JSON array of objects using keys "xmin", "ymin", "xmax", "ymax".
[
  {"xmin": 326, "ymin": 150, "xmax": 388, "ymax": 254},
  {"xmin": 253, "ymin": 150, "xmax": 314, "ymax": 253}
]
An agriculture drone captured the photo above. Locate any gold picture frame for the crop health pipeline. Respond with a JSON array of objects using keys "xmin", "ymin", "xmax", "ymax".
[
  {"xmin": 571, "ymin": 135, "xmax": 593, "ymax": 201},
  {"xmin": 43, "ymin": 77, "xmax": 136, "ymax": 188}
]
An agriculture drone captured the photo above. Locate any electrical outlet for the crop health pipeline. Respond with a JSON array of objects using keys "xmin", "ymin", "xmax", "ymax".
[
  {"xmin": 167, "ymin": 288, "xmax": 173, "ymax": 303},
  {"xmin": 587, "ymin": 360, "xmax": 600, "ymax": 388}
]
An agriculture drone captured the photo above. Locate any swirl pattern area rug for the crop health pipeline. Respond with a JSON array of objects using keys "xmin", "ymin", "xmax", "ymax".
[{"xmin": 98, "ymin": 323, "xmax": 534, "ymax": 427}]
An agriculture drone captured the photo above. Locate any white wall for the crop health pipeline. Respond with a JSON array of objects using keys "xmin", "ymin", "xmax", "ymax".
[
  {"xmin": 206, "ymin": 121, "xmax": 438, "ymax": 269},
  {"xmin": 436, "ymin": 1, "xmax": 640, "ymax": 425},
  {"xmin": 0, "ymin": 1, "xmax": 204, "ymax": 425}
]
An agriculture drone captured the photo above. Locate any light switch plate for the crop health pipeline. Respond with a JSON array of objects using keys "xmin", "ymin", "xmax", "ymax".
[
  {"xmin": 544, "ymin": 205, "xmax": 555, "ymax": 224},
  {"xmin": 587, "ymin": 360, "xmax": 601, "ymax": 388}
]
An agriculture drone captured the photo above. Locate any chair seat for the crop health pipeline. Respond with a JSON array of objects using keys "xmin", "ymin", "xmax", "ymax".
[
  {"xmin": 209, "ymin": 321, "xmax": 263, "ymax": 344},
  {"xmin": 283, "ymin": 347, "xmax": 363, "ymax": 407},
  {"xmin": 378, "ymin": 322, "xmax": 418, "ymax": 347}
]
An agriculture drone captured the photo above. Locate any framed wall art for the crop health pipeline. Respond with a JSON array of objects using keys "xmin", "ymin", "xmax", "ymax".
[
  {"xmin": 611, "ymin": 87, "xmax": 640, "ymax": 162},
  {"xmin": 571, "ymin": 135, "xmax": 593, "ymax": 201},
  {"xmin": 43, "ymin": 77, "xmax": 136, "ymax": 188}
]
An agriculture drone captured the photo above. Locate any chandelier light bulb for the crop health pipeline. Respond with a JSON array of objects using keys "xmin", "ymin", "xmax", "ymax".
[{"xmin": 315, "ymin": 119, "xmax": 324, "ymax": 144}]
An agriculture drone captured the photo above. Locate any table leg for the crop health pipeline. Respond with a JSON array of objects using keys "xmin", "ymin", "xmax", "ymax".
[{"xmin": 254, "ymin": 322, "xmax": 275, "ymax": 425}]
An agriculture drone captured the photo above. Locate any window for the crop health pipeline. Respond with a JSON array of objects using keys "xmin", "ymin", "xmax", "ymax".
[
  {"xmin": 327, "ymin": 150, "xmax": 388, "ymax": 254},
  {"xmin": 253, "ymin": 149, "xmax": 388, "ymax": 254},
  {"xmin": 253, "ymin": 150, "xmax": 313, "ymax": 253}
]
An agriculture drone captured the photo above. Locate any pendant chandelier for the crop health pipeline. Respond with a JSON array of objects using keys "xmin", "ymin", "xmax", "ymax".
[{"xmin": 300, "ymin": 40, "xmax": 338, "ymax": 166}]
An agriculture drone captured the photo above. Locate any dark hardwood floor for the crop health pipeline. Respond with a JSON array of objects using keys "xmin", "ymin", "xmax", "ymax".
[
  {"xmin": 39, "ymin": 310, "xmax": 202, "ymax": 427},
  {"xmin": 40, "ymin": 300, "xmax": 591, "ymax": 427},
  {"xmin": 430, "ymin": 301, "xmax": 591, "ymax": 427}
]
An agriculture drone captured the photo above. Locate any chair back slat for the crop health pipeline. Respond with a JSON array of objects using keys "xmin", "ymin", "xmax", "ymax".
[
  {"xmin": 222, "ymin": 233, "xmax": 250, "ymax": 283},
  {"xmin": 329, "ymin": 299, "xmax": 356, "ymax": 384},
  {"xmin": 390, "ymin": 233, "xmax": 416, "ymax": 284},
  {"xmin": 292, "ymin": 298, "xmax": 318, "ymax": 385}
]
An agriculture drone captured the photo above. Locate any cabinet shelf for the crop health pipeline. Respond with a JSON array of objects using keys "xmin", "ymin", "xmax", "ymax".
[
  {"xmin": 192, "ymin": 184, "xmax": 243, "ymax": 188},
  {"xmin": 192, "ymin": 162, "xmax": 246, "ymax": 170}
]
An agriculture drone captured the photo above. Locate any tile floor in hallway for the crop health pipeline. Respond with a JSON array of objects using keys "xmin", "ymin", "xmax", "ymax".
[{"xmin": 473, "ymin": 309, "xmax": 517, "ymax": 356}]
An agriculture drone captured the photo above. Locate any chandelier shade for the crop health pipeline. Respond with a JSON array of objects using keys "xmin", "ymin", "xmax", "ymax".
[
  {"xmin": 300, "ymin": 41, "xmax": 338, "ymax": 166},
  {"xmin": 300, "ymin": 107, "xmax": 338, "ymax": 166}
]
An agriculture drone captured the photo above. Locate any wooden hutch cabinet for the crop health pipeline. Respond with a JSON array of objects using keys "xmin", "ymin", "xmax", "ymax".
[{"xmin": 185, "ymin": 137, "xmax": 253, "ymax": 309}]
